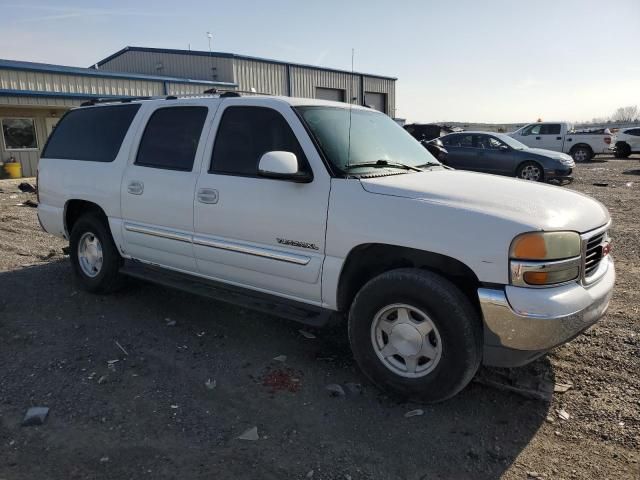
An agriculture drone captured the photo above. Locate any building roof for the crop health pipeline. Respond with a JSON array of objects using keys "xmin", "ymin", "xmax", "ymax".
[
  {"xmin": 0, "ymin": 58, "xmax": 236, "ymax": 87},
  {"xmin": 94, "ymin": 46, "xmax": 398, "ymax": 81}
]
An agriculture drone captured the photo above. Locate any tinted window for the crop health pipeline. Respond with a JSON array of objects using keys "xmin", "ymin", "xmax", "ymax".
[
  {"xmin": 42, "ymin": 104, "xmax": 140, "ymax": 162},
  {"xmin": 136, "ymin": 107, "xmax": 208, "ymax": 171},
  {"xmin": 445, "ymin": 134, "xmax": 473, "ymax": 147},
  {"xmin": 211, "ymin": 107, "xmax": 307, "ymax": 176},
  {"xmin": 625, "ymin": 128, "xmax": 640, "ymax": 136},
  {"xmin": 2, "ymin": 118, "xmax": 37, "ymax": 149},
  {"xmin": 541, "ymin": 124, "xmax": 561, "ymax": 135},
  {"xmin": 522, "ymin": 124, "xmax": 542, "ymax": 135}
]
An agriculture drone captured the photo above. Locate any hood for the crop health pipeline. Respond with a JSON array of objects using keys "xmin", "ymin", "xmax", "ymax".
[
  {"xmin": 359, "ymin": 169, "xmax": 609, "ymax": 233},
  {"xmin": 525, "ymin": 148, "xmax": 574, "ymax": 164}
]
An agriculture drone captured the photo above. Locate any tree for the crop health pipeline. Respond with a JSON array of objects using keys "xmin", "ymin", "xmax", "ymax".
[{"xmin": 611, "ymin": 105, "xmax": 639, "ymax": 123}]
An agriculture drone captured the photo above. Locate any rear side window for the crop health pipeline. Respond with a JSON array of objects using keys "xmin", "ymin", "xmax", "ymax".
[
  {"xmin": 625, "ymin": 128, "xmax": 640, "ymax": 136},
  {"xmin": 42, "ymin": 104, "xmax": 140, "ymax": 162},
  {"xmin": 136, "ymin": 106, "xmax": 208, "ymax": 171},
  {"xmin": 540, "ymin": 124, "xmax": 561, "ymax": 135},
  {"xmin": 210, "ymin": 106, "xmax": 307, "ymax": 176}
]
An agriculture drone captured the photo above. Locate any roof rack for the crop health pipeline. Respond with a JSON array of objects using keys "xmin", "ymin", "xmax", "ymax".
[{"xmin": 80, "ymin": 96, "xmax": 152, "ymax": 107}]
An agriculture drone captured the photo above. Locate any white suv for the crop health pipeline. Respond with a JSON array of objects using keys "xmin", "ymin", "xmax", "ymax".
[
  {"xmin": 613, "ymin": 127, "xmax": 640, "ymax": 158},
  {"xmin": 37, "ymin": 94, "xmax": 615, "ymax": 402}
]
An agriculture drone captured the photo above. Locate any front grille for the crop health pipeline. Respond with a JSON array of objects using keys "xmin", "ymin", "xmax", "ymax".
[{"xmin": 584, "ymin": 232, "xmax": 605, "ymax": 278}]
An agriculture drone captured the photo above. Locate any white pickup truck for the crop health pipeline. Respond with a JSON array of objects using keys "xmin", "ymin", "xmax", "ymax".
[
  {"xmin": 37, "ymin": 94, "xmax": 615, "ymax": 402},
  {"xmin": 509, "ymin": 122, "xmax": 612, "ymax": 162}
]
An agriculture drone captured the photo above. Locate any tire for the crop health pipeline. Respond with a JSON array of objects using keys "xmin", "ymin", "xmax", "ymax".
[
  {"xmin": 69, "ymin": 213, "xmax": 123, "ymax": 293},
  {"xmin": 614, "ymin": 143, "xmax": 631, "ymax": 159},
  {"xmin": 348, "ymin": 268, "xmax": 482, "ymax": 403},
  {"xmin": 571, "ymin": 146, "xmax": 593, "ymax": 163},
  {"xmin": 516, "ymin": 161, "xmax": 544, "ymax": 182}
]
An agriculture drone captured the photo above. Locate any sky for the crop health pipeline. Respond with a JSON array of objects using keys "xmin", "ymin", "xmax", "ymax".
[{"xmin": 1, "ymin": 0, "xmax": 639, "ymax": 123}]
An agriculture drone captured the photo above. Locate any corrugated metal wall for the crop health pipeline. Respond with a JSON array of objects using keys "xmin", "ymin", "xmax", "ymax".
[
  {"xmin": 364, "ymin": 77, "xmax": 396, "ymax": 117},
  {"xmin": 0, "ymin": 68, "xmax": 164, "ymax": 98},
  {"xmin": 233, "ymin": 59, "xmax": 288, "ymax": 95},
  {"xmin": 98, "ymin": 50, "xmax": 235, "ymax": 83},
  {"xmin": 290, "ymin": 66, "xmax": 361, "ymax": 104}
]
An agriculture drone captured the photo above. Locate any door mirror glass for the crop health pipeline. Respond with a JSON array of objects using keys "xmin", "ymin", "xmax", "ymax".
[{"xmin": 258, "ymin": 151, "xmax": 311, "ymax": 183}]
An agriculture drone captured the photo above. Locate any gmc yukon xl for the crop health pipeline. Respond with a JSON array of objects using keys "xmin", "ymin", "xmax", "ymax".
[{"xmin": 37, "ymin": 94, "xmax": 615, "ymax": 402}]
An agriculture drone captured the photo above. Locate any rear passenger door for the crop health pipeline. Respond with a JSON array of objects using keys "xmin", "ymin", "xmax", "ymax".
[
  {"xmin": 120, "ymin": 103, "xmax": 215, "ymax": 272},
  {"xmin": 441, "ymin": 134, "xmax": 476, "ymax": 170},
  {"xmin": 192, "ymin": 100, "xmax": 331, "ymax": 303}
]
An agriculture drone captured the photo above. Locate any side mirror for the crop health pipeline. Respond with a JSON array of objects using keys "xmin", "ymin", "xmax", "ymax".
[{"xmin": 258, "ymin": 151, "xmax": 312, "ymax": 183}]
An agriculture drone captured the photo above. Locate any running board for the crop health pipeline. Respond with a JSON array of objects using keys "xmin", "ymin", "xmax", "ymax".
[{"xmin": 120, "ymin": 260, "xmax": 335, "ymax": 327}]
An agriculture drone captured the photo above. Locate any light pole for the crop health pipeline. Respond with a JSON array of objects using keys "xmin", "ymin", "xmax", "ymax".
[{"xmin": 206, "ymin": 32, "xmax": 213, "ymax": 54}]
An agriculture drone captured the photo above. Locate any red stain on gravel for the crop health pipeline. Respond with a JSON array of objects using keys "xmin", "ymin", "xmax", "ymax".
[{"xmin": 262, "ymin": 367, "xmax": 302, "ymax": 393}]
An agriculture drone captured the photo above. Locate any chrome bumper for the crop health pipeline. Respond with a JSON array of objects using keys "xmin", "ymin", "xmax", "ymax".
[{"xmin": 480, "ymin": 256, "xmax": 615, "ymax": 367}]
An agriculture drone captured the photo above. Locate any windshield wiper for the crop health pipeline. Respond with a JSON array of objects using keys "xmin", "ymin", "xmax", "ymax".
[
  {"xmin": 343, "ymin": 159, "xmax": 424, "ymax": 172},
  {"xmin": 415, "ymin": 161, "xmax": 442, "ymax": 168}
]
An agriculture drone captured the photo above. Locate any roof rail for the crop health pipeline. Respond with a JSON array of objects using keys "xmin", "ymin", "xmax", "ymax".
[
  {"xmin": 80, "ymin": 96, "xmax": 152, "ymax": 107},
  {"xmin": 203, "ymin": 87, "xmax": 273, "ymax": 97}
]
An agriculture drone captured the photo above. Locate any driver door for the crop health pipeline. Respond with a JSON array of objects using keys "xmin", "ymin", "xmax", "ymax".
[{"xmin": 192, "ymin": 100, "xmax": 331, "ymax": 303}]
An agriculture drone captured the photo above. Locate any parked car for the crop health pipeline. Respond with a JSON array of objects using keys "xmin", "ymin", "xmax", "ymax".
[
  {"xmin": 509, "ymin": 122, "xmax": 612, "ymax": 162},
  {"xmin": 612, "ymin": 127, "xmax": 640, "ymax": 158},
  {"xmin": 439, "ymin": 131, "xmax": 574, "ymax": 182},
  {"xmin": 421, "ymin": 137, "xmax": 448, "ymax": 161},
  {"xmin": 37, "ymin": 95, "xmax": 614, "ymax": 403}
]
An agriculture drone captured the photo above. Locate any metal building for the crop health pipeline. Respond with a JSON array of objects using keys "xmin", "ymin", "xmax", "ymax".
[
  {"xmin": 0, "ymin": 58, "xmax": 233, "ymax": 176},
  {"xmin": 94, "ymin": 46, "xmax": 397, "ymax": 116}
]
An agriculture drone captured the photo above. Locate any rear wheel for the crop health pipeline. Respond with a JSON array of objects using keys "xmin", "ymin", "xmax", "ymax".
[
  {"xmin": 614, "ymin": 143, "xmax": 631, "ymax": 159},
  {"xmin": 571, "ymin": 146, "xmax": 593, "ymax": 163},
  {"xmin": 348, "ymin": 268, "xmax": 482, "ymax": 403},
  {"xmin": 516, "ymin": 161, "xmax": 544, "ymax": 182},
  {"xmin": 69, "ymin": 214, "xmax": 123, "ymax": 293}
]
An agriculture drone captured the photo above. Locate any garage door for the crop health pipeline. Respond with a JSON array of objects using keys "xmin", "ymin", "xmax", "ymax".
[
  {"xmin": 365, "ymin": 92, "xmax": 386, "ymax": 113},
  {"xmin": 315, "ymin": 87, "xmax": 345, "ymax": 103}
]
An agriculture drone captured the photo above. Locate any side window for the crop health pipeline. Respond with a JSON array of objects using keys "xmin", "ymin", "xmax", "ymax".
[
  {"xmin": 210, "ymin": 106, "xmax": 308, "ymax": 176},
  {"xmin": 541, "ymin": 124, "xmax": 561, "ymax": 135},
  {"xmin": 135, "ymin": 106, "xmax": 208, "ymax": 171},
  {"xmin": 487, "ymin": 137, "xmax": 504, "ymax": 149},
  {"xmin": 627, "ymin": 128, "xmax": 640, "ymax": 136},
  {"xmin": 447, "ymin": 134, "xmax": 473, "ymax": 147},
  {"xmin": 42, "ymin": 104, "xmax": 140, "ymax": 162},
  {"xmin": 1, "ymin": 118, "xmax": 37, "ymax": 150},
  {"xmin": 522, "ymin": 124, "xmax": 542, "ymax": 136}
]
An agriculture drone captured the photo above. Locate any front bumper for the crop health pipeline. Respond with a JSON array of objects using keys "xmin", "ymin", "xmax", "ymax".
[
  {"xmin": 545, "ymin": 167, "xmax": 573, "ymax": 181},
  {"xmin": 479, "ymin": 255, "xmax": 615, "ymax": 367}
]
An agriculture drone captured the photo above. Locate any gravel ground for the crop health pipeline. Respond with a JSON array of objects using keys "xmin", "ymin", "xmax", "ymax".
[{"xmin": 0, "ymin": 157, "xmax": 638, "ymax": 479}]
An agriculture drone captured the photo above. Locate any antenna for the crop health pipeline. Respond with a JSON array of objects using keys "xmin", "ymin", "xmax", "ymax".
[{"xmin": 346, "ymin": 48, "xmax": 355, "ymax": 169}]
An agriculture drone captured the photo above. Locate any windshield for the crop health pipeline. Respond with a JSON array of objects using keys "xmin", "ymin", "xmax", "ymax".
[
  {"xmin": 295, "ymin": 106, "xmax": 439, "ymax": 174},
  {"xmin": 494, "ymin": 133, "xmax": 528, "ymax": 150}
]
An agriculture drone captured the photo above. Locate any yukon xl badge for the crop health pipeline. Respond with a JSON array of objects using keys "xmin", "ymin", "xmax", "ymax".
[{"xmin": 277, "ymin": 238, "xmax": 319, "ymax": 251}]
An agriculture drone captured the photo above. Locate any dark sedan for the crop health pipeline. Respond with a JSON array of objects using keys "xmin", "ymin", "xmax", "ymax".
[{"xmin": 439, "ymin": 132, "xmax": 574, "ymax": 182}]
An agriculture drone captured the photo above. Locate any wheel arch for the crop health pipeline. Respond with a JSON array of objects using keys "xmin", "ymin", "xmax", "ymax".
[
  {"xmin": 569, "ymin": 143, "xmax": 594, "ymax": 155},
  {"xmin": 64, "ymin": 199, "xmax": 109, "ymax": 237},
  {"xmin": 336, "ymin": 243, "xmax": 481, "ymax": 314}
]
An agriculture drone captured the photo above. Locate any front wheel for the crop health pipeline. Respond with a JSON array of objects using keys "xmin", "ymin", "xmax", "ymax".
[
  {"xmin": 348, "ymin": 269, "xmax": 482, "ymax": 403},
  {"xmin": 614, "ymin": 143, "xmax": 631, "ymax": 159},
  {"xmin": 516, "ymin": 161, "xmax": 544, "ymax": 182}
]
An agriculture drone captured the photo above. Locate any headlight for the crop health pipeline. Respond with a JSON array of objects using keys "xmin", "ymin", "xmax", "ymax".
[{"xmin": 510, "ymin": 231, "xmax": 581, "ymax": 287}]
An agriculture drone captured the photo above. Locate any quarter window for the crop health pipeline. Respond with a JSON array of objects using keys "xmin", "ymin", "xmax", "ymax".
[
  {"xmin": 136, "ymin": 106, "xmax": 208, "ymax": 171},
  {"xmin": 210, "ymin": 106, "xmax": 307, "ymax": 176},
  {"xmin": 2, "ymin": 118, "xmax": 37, "ymax": 150},
  {"xmin": 42, "ymin": 105, "xmax": 140, "ymax": 162}
]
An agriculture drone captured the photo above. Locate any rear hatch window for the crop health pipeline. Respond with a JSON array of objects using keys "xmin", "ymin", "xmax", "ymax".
[{"xmin": 42, "ymin": 104, "xmax": 140, "ymax": 162}]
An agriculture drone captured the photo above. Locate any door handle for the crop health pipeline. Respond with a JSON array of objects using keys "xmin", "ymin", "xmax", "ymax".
[
  {"xmin": 127, "ymin": 181, "xmax": 144, "ymax": 195},
  {"xmin": 197, "ymin": 188, "xmax": 219, "ymax": 204},
  {"xmin": 556, "ymin": 136, "xmax": 562, "ymax": 140},
  {"xmin": 535, "ymin": 136, "xmax": 541, "ymax": 140}
]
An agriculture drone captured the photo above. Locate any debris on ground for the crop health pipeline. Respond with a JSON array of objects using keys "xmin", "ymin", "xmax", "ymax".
[
  {"xmin": 97, "ymin": 375, "xmax": 108, "ymax": 385},
  {"xmin": 473, "ymin": 367, "xmax": 554, "ymax": 401},
  {"xmin": 21, "ymin": 406, "xmax": 49, "ymax": 427},
  {"xmin": 21, "ymin": 200, "xmax": 38, "ymax": 208},
  {"xmin": 237, "ymin": 426, "xmax": 259, "ymax": 441},
  {"xmin": 18, "ymin": 182, "xmax": 36, "ymax": 193},
  {"xmin": 404, "ymin": 409, "xmax": 424, "ymax": 418},
  {"xmin": 273, "ymin": 355, "xmax": 287, "ymax": 362},
  {"xmin": 557, "ymin": 409, "xmax": 570, "ymax": 421},
  {"xmin": 205, "ymin": 378, "xmax": 217, "ymax": 390},
  {"xmin": 344, "ymin": 382, "xmax": 363, "ymax": 395},
  {"xmin": 165, "ymin": 318, "xmax": 176, "ymax": 327},
  {"xmin": 306, "ymin": 470, "xmax": 315, "ymax": 478},
  {"xmin": 262, "ymin": 367, "xmax": 302, "ymax": 393},
  {"xmin": 593, "ymin": 182, "xmax": 609, "ymax": 187},
  {"xmin": 326, "ymin": 384, "xmax": 346, "ymax": 397},
  {"xmin": 115, "ymin": 340, "xmax": 128, "ymax": 356},
  {"xmin": 298, "ymin": 329, "xmax": 316, "ymax": 339},
  {"xmin": 553, "ymin": 382, "xmax": 573, "ymax": 393}
]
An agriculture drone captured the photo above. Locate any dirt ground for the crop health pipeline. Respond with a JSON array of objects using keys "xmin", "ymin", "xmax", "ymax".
[{"xmin": 0, "ymin": 157, "xmax": 638, "ymax": 480}]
